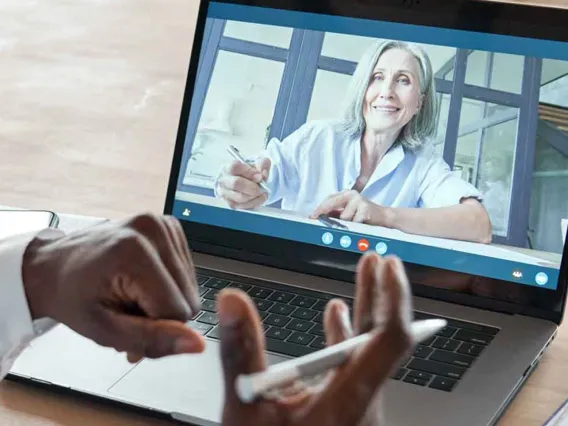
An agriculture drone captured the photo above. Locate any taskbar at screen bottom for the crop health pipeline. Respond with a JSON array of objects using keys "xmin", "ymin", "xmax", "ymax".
[{"xmin": 172, "ymin": 200, "xmax": 560, "ymax": 290}]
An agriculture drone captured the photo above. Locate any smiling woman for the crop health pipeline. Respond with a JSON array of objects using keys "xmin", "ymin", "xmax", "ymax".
[{"xmin": 215, "ymin": 40, "xmax": 493, "ymax": 244}]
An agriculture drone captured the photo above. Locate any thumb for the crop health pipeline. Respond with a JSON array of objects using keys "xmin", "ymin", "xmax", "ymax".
[
  {"xmin": 100, "ymin": 312, "xmax": 205, "ymax": 359},
  {"xmin": 255, "ymin": 157, "xmax": 271, "ymax": 180},
  {"xmin": 218, "ymin": 289, "xmax": 267, "ymax": 407}
]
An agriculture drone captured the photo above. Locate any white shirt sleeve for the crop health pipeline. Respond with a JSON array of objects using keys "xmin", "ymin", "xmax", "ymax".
[{"xmin": 0, "ymin": 229, "xmax": 64, "ymax": 381}]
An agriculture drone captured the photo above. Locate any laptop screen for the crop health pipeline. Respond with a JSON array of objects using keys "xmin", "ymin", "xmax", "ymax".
[{"xmin": 172, "ymin": 1, "xmax": 568, "ymax": 292}]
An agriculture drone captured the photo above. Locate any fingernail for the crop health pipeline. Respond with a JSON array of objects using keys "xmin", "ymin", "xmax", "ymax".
[
  {"xmin": 217, "ymin": 292, "xmax": 246, "ymax": 328},
  {"xmin": 253, "ymin": 173, "xmax": 262, "ymax": 183},
  {"xmin": 340, "ymin": 305, "xmax": 354, "ymax": 336},
  {"xmin": 262, "ymin": 170, "xmax": 268, "ymax": 179},
  {"xmin": 174, "ymin": 337, "xmax": 200, "ymax": 354}
]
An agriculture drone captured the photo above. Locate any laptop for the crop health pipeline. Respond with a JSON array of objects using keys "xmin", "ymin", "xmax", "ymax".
[{"xmin": 8, "ymin": 0, "xmax": 568, "ymax": 425}]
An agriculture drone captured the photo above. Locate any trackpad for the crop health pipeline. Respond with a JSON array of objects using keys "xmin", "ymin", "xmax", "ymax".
[{"xmin": 108, "ymin": 340, "xmax": 287, "ymax": 425}]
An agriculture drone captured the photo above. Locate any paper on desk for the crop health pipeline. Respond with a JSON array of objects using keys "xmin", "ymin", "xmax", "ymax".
[
  {"xmin": 543, "ymin": 399, "xmax": 568, "ymax": 426},
  {"xmin": 562, "ymin": 219, "xmax": 567, "ymax": 245}
]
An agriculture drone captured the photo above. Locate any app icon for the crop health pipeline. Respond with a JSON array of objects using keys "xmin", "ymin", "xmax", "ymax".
[
  {"xmin": 535, "ymin": 272, "xmax": 549, "ymax": 286},
  {"xmin": 357, "ymin": 239, "xmax": 370, "ymax": 251},
  {"xmin": 375, "ymin": 242, "xmax": 388, "ymax": 255},
  {"xmin": 182, "ymin": 208, "xmax": 191, "ymax": 217},
  {"xmin": 340, "ymin": 235, "xmax": 352, "ymax": 248},
  {"xmin": 512, "ymin": 270, "xmax": 523, "ymax": 279},
  {"xmin": 322, "ymin": 232, "xmax": 334, "ymax": 245}
]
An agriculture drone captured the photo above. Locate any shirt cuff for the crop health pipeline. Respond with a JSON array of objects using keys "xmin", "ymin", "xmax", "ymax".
[{"xmin": 0, "ymin": 228, "xmax": 64, "ymax": 379}]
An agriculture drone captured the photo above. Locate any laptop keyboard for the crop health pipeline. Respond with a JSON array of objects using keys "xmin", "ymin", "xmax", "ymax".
[{"xmin": 188, "ymin": 272, "xmax": 500, "ymax": 393}]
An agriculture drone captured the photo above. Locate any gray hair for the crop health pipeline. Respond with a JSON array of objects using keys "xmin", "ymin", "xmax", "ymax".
[{"xmin": 340, "ymin": 40, "xmax": 438, "ymax": 151}]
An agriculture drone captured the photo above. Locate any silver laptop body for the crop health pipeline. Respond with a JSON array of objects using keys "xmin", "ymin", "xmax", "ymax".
[{"xmin": 8, "ymin": 1, "xmax": 568, "ymax": 425}]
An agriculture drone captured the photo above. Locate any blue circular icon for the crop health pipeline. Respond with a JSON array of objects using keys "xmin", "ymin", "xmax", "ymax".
[
  {"xmin": 322, "ymin": 232, "xmax": 334, "ymax": 245},
  {"xmin": 535, "ymin": 272, "xmax": 549, "ymax": 286},
  {"xmin": 375, "ymin": 242, "xmax": 388, "ymax": 255},
  {"xmin": 340, "ymin": 235, "xmax": 352, "ymax": 248}
]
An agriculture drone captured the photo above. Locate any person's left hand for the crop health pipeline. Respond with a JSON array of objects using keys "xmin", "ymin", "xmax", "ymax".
[
  {"xmin": 217, "ymin": 253, "xmax": 413, "ymax": 426},
  {"xmin": 311, "ymin": 190, "xmax": 392, "ymax": 226}
]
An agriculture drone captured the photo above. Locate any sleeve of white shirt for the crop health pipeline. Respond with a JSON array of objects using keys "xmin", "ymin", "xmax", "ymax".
[
  {"xmin": 417, "ymin": 148, "xmax": 483, "ymax": 209},
  {"xmin": 0, "ymin": 229, "xmax": 63, "ymax": 381}
]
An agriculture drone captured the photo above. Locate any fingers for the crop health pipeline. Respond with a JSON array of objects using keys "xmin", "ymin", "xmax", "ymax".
[
  {"xmin": 339, "ymin": 198, "xmax": 358, "ymax": 222},
  {"xmin": 304, "ymin": 257, "xmax": 412, "ymax": 426},
  {"xmin": 354, "ymin": 253, "xmax": 381, "ymax": 334},
  {"xmin": 225, "ymin": 159, "xmax": 265, "ymax": 183},
  {"xmin": 218, "ymin": 289, "xmax": 267, "ymax": 408},
  {"xmin": 97, "ymin": 312, "xmax": 205, "ymax": 358},
  {"xmin": 255, "ymin": 157, "xmax": 271, "ymax": 181},
  {"xmin": 126, "ymin": 214, "xmax": 198, "ymax": 317},
  {"xmin": 217, "ymin": 187, "xmax": 267, "ymax": 210},
  {"xmin": 324, "ymin": 300, "xmax": 353, "ymax": 346},
  {"xmin": 311, "ymin": 191, "xmax": 354, "ymax": 219},
  {"xmin": 218, "ymin": 175, "xmax": 265, "ymax": 197}
]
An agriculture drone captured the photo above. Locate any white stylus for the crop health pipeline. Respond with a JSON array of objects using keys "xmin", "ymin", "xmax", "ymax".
[{"xmin": 236, "ymin": 318, "xmax": 447, "ymax": 403}]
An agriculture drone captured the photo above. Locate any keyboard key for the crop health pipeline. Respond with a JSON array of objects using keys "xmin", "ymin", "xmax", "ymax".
[
  {"xmin": 391, "ymin": 368, "xmax": 408, "ymax": 380},
  {"xmin": 196, "ymin": 275, "xmax": 210, "ymax": 285},
  {"xmin": 429, "ymin": 376, "xmax": 457, "ymax": 392},
  {"xmin": 403, "ymin": 376, "xmax": 429, "ymax": 386},
  {"xmin": 198, "ymin": 287, "xmax": 208, "ymax": 296},
  {"xmin": 266, "ymin": 327, "xmax": 292, "ymax": 341},
  {"xmin": 421, "ymin": 335, "xmax": 436, "ymax": 346},
  {"xmin": 457, "ymin": 342, "xmax": 484, "ymax": 357},
  {"xmin": 313, "ymin": 313, "xmax": 324, "ymax": 324},
  {"xmin": 413, "ymin": 345, "xmax": 434, "ymax": 359},
  {"xmin": 205, "ymin": 278, "xmax": 230, "ymax": 289},
  {"xmin": 291, "ymin": 308, "xmax": 317, "ymax": 321},
  {"xmin": 430, "ymin": 350, "xmax": 475, "ymax": 368},
  {"xmin": 207, "ymin": 327, "xmax": 221, "ymax": 340},
  {"xmin": 248, "ymin": 287, "xmax": 273, "ymax": 299},
  {"xmin": 259, "ymin": 311, "xmax": 269, "ymax": 320},
  {"xmin": 432, "ymin": 337, "xmax": 460, "ymax": 352},
  {"xmin": 454, "ymin": 330, "xmax": 494, "ymax": 346},
  {"xmin": 443, "ymin": 318, "xmax": 499, "ymax": 336},
  {"xmin": 228, "ymin": 282, "xmax": 252, "ymax": 292},
  {"xmin": 268, "ymin": 291, "xmax": 294, "ymax": 303},
  {"xmin": 186, "ymin": 321, "xmax": 212, "ymax": 336},
  {"xmin": 253, "ymin": 298, "xmax": 275, "ymax": 312},
  {"xmin": 309, "ymin": 323, "xmax": 325, "ymax": 336},
  {"xmin": 197, "ymin": 312, "xmax": 218, "ymax": 325},
  {"xmin": 286, "ymin": 319, "xmax": 313, "ymax": 332},
  {"xmin": 310, "ymin": 336, "xmax": 326, "ymax": 350},
  {"xmin": 407, "ymin": 370, "xmax": 433, "ymax": 381},
  {"xmin": 201, "ymin": 299, "xmax": 217, "ymax": 312},
  {"xmin": 288, "ymin": 332, "xmax": 315, "ymax": 346},
  {"xmin": 269, "ymin": 303, "xmax": 296, "ymax": 316},
  {"xmin": 437, "ymin": 326, "xmax": 457, "ymax": 338},
  {"xmin": 290, "ymin": 296, "xmax": 317, "ymax": 308},
  {"xmin": 203, "ymin": 288, "xmax": 221, "ymax": 300},
  {"xmin": 264, "ymin": 314, "xmax": 291, "ymax": 328},
  {"xmin": 408, "ymin": 359, "xmax": 466, "ymax": 380},
  {"xmin": 312, "ymin": 299, "xmax": 329, "ymax": 311},
  {"xmin": 265, "ymin": 338, "xmax": 316, "ymax": 357}
]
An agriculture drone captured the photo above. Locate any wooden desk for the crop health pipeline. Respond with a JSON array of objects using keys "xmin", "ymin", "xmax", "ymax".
[{"xmin": 0, "ymin": 0, "xmax": 567, "ymax": 424}]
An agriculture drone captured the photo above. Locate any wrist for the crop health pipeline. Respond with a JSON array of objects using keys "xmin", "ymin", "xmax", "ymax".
[
  {"xmin": 22, "ymin": 231, "xmax": 63, "ymax": 320},
  {"xmin": 376, "ymin": 206, "xmax": 397, "ymax": 229}
]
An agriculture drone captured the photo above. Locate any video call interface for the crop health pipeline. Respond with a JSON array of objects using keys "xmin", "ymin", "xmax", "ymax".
[{"xmin": 173, "ymin": 2, "xmax": 568, "ymax": 290}]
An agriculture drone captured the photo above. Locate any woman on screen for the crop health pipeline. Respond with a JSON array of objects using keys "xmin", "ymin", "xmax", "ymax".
[{"xmin": 215, "ymin": 40, "xmax": 492, "ymax": 243}]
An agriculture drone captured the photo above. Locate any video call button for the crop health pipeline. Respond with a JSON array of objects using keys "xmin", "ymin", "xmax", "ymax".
[
  {"xmin": 357, "ymin": 239, "xmax": 370, "ymax": 251},
  {"xmin": 340, "ymin": 235, "xmax": 352, "ymax": 248},
  {"xmin": 535, "ymin": 272, "xmax": 549, "ymax": 286},
  {"xmin": 375, "ymin": 242, "xmax": 388, "ymax": 255},
  {"xmin": 322, "ymin": 232, "xmax": 334, "ymax": 245}
]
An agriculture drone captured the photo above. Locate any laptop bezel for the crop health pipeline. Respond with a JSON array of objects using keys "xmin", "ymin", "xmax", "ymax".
[{"xmin": 164, "ymin": 0, "xmax": 568, "ymax": 324}]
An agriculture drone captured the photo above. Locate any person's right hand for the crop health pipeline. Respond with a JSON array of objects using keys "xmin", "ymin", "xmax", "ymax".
[
  {"xmin": 22, "ymin": 213, "xmax": 205, "ymax": 362},
  {"xmin": 216, "ymin": 157, "xmax": 271, "ymax": 210},
  {"xmin": 217, "ymin": 253, "xmax": 413, "ymax": 426}
]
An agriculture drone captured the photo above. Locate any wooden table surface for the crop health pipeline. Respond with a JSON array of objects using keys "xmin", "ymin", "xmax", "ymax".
[{"xmin": 1, "ymin": 0, "xmax": 567, "ymax": 425}]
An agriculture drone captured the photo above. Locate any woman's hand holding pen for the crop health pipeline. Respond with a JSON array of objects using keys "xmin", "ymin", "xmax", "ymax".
[
  {"xmin": 216, "ymin": 157, "xmax": 271, "ymax": 210},
  {"xmin": 311, "ymin": 190, "xmax": 394, "ymax": 227},
  {"xmin": 217, "ymin": 253, "xmax": 413, "ymax": 426}
]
